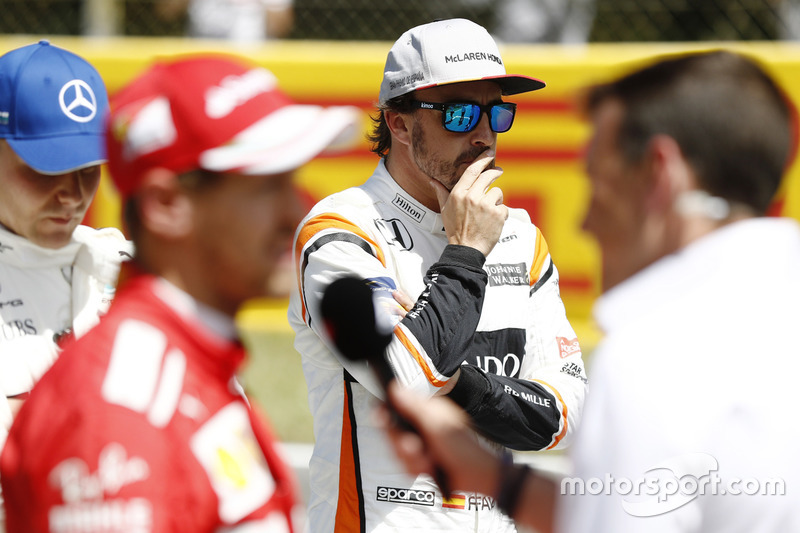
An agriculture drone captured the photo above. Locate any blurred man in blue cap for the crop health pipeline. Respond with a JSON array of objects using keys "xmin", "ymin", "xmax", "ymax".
[{"xmin": 0, "ymin": 41, "xmax": 130, "ymax": 455}]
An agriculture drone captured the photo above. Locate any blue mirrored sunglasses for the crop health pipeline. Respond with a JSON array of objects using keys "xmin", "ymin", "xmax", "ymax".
[{"xmin": 410, "ymin": 100, "xmax": 517, "ymax": 133}]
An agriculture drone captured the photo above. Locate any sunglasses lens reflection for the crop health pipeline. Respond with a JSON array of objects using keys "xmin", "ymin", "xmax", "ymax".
[
  {"xmin": 442, "ymin": 103, "xmax": 515, "ymax": 133},
  {"xmin": 491, "ymin": 104, "xmax": 515, "ymax": 133},
  {"xmin": 444, "ymin": 104, "xmax": 480, "ymax": 132}
]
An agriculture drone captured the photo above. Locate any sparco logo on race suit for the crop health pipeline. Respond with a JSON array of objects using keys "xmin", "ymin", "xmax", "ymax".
[{"xmin": 377, "ymin": 486, "xmax": 436, "ymax": 507}]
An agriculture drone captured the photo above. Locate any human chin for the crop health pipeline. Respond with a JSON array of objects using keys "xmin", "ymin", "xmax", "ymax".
[
  {"xmin": 423, "ymin": 155, "xmax": 461, "ymax": 189},
  {"xmin": 34, "ymin": 227, "xmax": 74, "ymax": 249},
  {"xmin": 439, "ymin": 172, "xmax": 460, "ymax": 191}
]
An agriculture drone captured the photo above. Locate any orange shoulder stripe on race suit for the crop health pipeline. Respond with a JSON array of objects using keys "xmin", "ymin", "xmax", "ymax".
[
  {"xmin": 294, "ymin": 213, "xmax": 387, "ymax": 323},
  {"xmin": 529, "ymin": 226, "xmax": 551, "ymax": 291},
  {"xmin": 394, "ymin": 324, "xmax": 448, "ymax": 388}
]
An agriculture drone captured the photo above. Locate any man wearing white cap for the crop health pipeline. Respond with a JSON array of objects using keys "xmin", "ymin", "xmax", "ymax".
[
  {"xmin": 289, "ymin": 18, "xmax": 587, "ymax": 532},
  {"xmin": 0, "ymin": 54, "xmax": 362, "ymax": 532},
  {"xmin": 0, "ymin": 40, "xmax": 130, "ymax": 450}
]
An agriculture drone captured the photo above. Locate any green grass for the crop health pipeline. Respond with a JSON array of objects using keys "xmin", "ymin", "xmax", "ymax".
[{"xmin": 239, "ymin": 329, "xmax": 315, "ymax": 443}]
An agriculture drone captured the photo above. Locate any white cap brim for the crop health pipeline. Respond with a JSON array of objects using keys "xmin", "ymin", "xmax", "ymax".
[{"xmin": 199, "ymin": 104, "xmax": 362, "ymax": 175}]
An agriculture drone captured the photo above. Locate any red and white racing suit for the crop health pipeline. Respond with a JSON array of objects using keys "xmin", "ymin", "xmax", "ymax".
[
  {"xmin": 1, "ymin": 275, "xmax": 301, "ymax": 533},
  {"xmin": 289, "ymin": 160, "xmax": 587, "ymax": 532}
]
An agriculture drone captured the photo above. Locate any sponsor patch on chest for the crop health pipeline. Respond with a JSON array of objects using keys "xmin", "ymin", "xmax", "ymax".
[
  {"xmin": 391, "ymin": 193, "xmax": 425, "ymax": 223},
  {"xmin": 485, "ymin": 263, "xmax": 529, "ymax": 286},
  {"xmin": 190, "ymin": 402, "xmax": 275, "ymax": 523}
]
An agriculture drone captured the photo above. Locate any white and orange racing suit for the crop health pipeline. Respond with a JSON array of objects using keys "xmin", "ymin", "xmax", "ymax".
[{"xmin": 290, "ymin": 160, "xmax": 587, "ymax": 533}]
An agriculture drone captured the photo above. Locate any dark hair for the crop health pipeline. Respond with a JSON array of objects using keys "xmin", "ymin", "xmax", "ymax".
[
  {"xmin": 585, "ymin": 50, "xmax": 793, "ymax": 214},
  {"xmin": 368, "ymin": 92, "xmax": 417, "ymax": 158}
]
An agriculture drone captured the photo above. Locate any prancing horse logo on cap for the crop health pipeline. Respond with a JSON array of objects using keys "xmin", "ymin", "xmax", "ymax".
[{"xmin": 58, "ymin": 80, "xmax": 97, "ymax": 123}]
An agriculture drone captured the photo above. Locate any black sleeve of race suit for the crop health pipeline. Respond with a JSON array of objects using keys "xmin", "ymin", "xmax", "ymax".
[
  {"xmin": 399, "ymin": 244, "xmax": 488, "ymax": 377},
  {"xmin": 448, "ymin": 365, "xmax": 561, "ymax": 451}
]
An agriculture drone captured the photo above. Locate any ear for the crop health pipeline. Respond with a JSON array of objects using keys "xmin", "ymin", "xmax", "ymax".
[
  {"xmin": 136, "ymin": 168, "xmax": 193, "ymax": 239},
  {"xmin": 643, "ymin": 134, "xmax": 695, "ymax": 212},
  {"xmin": 385, "ymin": 109, "xmax": 413, "ymax": 147}
]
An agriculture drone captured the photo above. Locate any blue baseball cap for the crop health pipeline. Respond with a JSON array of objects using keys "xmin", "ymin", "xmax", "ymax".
[{"xmin": 0, "ymin": 40, "xmax": 109, "ymax": 174}]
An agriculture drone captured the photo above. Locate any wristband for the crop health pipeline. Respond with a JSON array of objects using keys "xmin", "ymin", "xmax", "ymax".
[
  {"xmin": 53, "ymin": 327, "xmax": 74, "ymax": 347},
  {"xmin": 496, "ymin": 458, "xmax": 531, "ymax": 519}
]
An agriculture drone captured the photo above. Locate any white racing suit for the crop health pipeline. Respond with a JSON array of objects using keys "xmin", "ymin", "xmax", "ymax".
[
  {"xmin": 289, "ymin": 160, "xmax": 587, "ymax": 532},
  {"xmin": 0, "ymin": 222, "xmax": 130, "ymax": 525},
  {"xmin": 0, "ymin": 224, "xmax": 131, "ymax": 439}
]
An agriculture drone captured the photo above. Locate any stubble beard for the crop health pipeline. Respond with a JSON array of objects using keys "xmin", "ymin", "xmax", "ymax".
[{"xmin": 410, "ymin": 123, "xmax": 488, "ymax": 191}]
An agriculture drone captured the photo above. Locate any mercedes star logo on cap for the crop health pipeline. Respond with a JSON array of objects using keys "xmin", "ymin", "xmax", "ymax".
[{"xmin": 59, "ymin": 79, "xmax": 98, "ymax": 123}]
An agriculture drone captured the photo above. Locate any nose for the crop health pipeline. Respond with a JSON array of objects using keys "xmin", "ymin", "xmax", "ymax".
[
  {"xmin": 55, "ymin": 172, "xmax": 87, "ymax": 205},
  {"xmin": 470, "ymin": 111, "xmax": 496, "ymax": 147}
]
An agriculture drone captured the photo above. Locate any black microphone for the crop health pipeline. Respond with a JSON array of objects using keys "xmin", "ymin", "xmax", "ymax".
[
  {"xmin": 320, "ymin": 276, "xmax": 452, "ymax": 498},
  {"xmin": 320, "ymin": 276, "xmax": 395, "ymax": 388}
]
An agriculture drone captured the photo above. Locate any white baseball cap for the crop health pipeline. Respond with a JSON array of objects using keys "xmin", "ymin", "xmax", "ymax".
[{"xmin": 379, "ymin": 18, "xmax": 545, "ymax": 104}]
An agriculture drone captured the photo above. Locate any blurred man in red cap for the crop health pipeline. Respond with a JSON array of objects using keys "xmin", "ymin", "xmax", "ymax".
[{"xmin": 0, "ymin": 54, "xmax": 361, "ymax": 532}]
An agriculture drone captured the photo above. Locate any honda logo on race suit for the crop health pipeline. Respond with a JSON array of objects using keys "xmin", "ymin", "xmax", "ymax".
[{"xmin": 468, "ymin": 353, "xmax": 521, "ymax": 377}]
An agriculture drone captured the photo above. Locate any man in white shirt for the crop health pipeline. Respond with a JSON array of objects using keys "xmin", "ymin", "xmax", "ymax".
[{"xmin": 559, "ymin": 48, "xmax": 800, "ymax": 533}]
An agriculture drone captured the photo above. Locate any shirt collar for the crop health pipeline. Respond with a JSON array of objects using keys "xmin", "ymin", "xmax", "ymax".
[
  {"xmin": 0, "ymin": 223, "xmax": 82, "ymax": 267},
  {"xmin": 374, "ymin": 159, "xmax": 447, "ymax": 235},
  {"xmin": 152, "ymin": 277, "xmax": 239, "ymax": 341},
  {"xmin": 593, "ymin": 217, "xmax": 800, "ymax": 334}
]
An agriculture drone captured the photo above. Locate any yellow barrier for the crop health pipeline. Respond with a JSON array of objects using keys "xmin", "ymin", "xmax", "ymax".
[{"xmin": 4, "ymin": 36, "xmax": 799, "ymax": 345}]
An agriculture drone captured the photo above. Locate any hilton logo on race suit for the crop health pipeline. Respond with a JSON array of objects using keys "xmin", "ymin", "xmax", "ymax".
[
  {"xmin": 485, "ymin": 263, "xmax": 529, "ymax": 286},
  {"xmin": 391, "ymin": 194, "xmax": 425, "ymax": 223}
]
